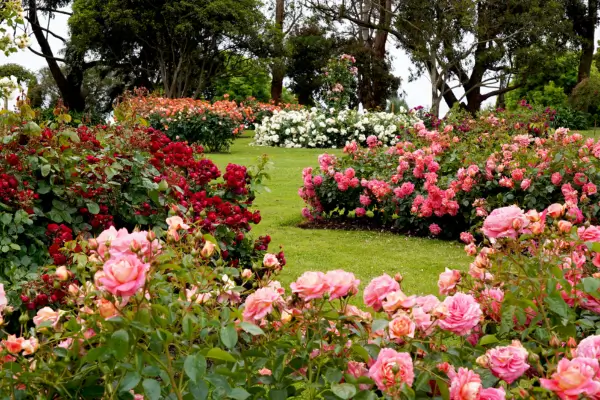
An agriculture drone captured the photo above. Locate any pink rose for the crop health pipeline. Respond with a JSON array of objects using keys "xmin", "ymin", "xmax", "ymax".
[
  {"xmin": 241, "ymin": 269, "xmax": 253, "ymax": 279},
  {"xmin": 520, "ymin": 179, "xmax": 531, "ymax": 190},
  {"xmin": 540, "ymin": 357, "xmax": 600, "ymax": 399},
  {"xmin": 290, "ymin": 271, "xmax": 329, "ymax": 301},
  {"xmin": 363, "ymin": 274, "xmax": 400, "ymax": 311},
  {"xmin": 460, "ymin": 232, "xmax": 475, "ymax": 244},
  {"xmin": 578, "ymin": 226, "xmax": 600, "ymax": 242},
  {"xmin": 558, "ymin": 220, "xmax": 573, "ymax": 233},
  {"xmin": 263, "ymin": 253, "xmax": 281, "ymax": 269},
  {"xmin": 2, "ymin": 335, "xmax": 24, "ymax": 354},
  {"xmin": 345, "ymin": 305, "xmax": 372, "ymax": 321},
  {"xmin": 480, "ymin": 387, "xmax": 506, "ymax": 400},
  {"xmin": 429, "ymin": 223, "xmax": 442, "ymax": 236},
  {"xmin": 482, "ymin": 205, "xmax": 528, "ymax": 240},
  {"xmin": 388, "ymin": 313, "xmax": 416, "ymax": 339},
  {"xmin": 547, "ymin": 203, "xmax": 565, "ymax": 219},
  {"xmin": 382, "ymin": 290, "xmax": 416, "ymax": 313},
  {"xmin": 33, "ymin": 307, "xmax": 60, "ymax": 328},
  {"xmin": 481, "ymin": 341, "xmax": 529, "ymax": 384},
  {"xmin": 166, "ymin": 216, "xmax": 190, "ymax": 231},
  {"xmin": 355, "ymin": 207, "xmax": 366, "ymax": 217},
  {"xmin": 551, "ymin": 172, "xmax": 562, "ymax": 185},
  {"xmin": 99, "ymin": 254, "xmax": 148, "ymax": 298},
  {"xmin": 0, "ymin": 283, "xmax": 7, "ymax": 313},
  {"xmin": 21, "ymin": 337, "xmax": 39, "ymax": 356},
  {"xmin": 448, "ymin": 368, "xmax": 482, "ymax": 400},
  {"xmin": 347, "ymin": 361, "xmax": 372, "ymax": 390},
  {"xmin": 97, "ymin": 227, "xmax": 158, "ymax": 259},
  {"xmin": 314, "ymin": 175, "xmax": 323, "ymax": 186},
  {"xmin": 324, "ymin": 270, "xmax": 360, "ymax": 300},
  {"xmin": 438, "ymin": 268, "xmax": 461, "ymax": 295},
  {"xmin": 258, "ymin": 368, "xmax": 272, "ymax": 376},
  {"xmin": 242, "ymin": 287, "xmax": 282, "ymax": 323},
  {"xmin": 368, "ymin": 348, "xmax": 414, "ymax": 393},
  {"xmin": 577, "ymin": 335, "xmax": 600, "ymax": 359},
  {"xmin": 201, "ymin": 241, "xmax": 216, "ymax": 258},
  {"xmin": 438, "ymin": 293, "xmax": 482, "ymax": 336}
]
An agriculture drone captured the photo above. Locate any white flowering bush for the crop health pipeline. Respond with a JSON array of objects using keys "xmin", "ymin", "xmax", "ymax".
[
  {"xmin": 0, "ymin": 0, "xmax": 26, "ymax": 56},
  {"xmin": 253, "ymin": 108, "xmax": 419, "ymax": 148}
]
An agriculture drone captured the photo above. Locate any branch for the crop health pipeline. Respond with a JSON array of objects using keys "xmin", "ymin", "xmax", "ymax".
[
  {"xmin": 24, "ymin": 22, "xmax": 67, "ymax": 42},
  {"xmin": 480, "ymin": 83, "xmax": 524, "ymax": 101},
  {"xmin": 23, "ymin": 7, "xmax": 73, "ymax": 16},
  {"xmin": 27, "ymin": 47, "xmax": 65, "ymax": 62}
]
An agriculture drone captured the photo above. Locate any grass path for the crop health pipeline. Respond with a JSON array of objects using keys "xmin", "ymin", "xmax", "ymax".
[{"xmin": 208, "ymin": 136, "xmax": 468, "ymax": 295}]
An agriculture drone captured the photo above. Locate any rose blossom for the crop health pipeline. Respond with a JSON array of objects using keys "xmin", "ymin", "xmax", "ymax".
[
  {"xmin": 558, "ymin": 220, "xmax": 573, "ymax": 233},
  {"xmin": 460, "ymin": 232, "xmax": 474, "ymax": 244},
  {"xmin": 99, "ymin": 254, "xmax": 148, "ymax": 298},
  {"xmin": 368, "ymin": 348, "xmax": 414, "ymax": 392},
  {"xmin": 438, "ymin": 293, "xmax": 482, "ymax": 336},
  {"xmin": 324, "ymin": 270, "xmax": 360, "ymax": 300},
  {"xmin": 242, "ymin": 286, "xmax": 282, "ymax": 323},
  {"xmin": 263, "ymin": 253, "xmax": 281, "ymax": 269},
  {"xmin": 429, "ymin": 223, "xmax": 442, "ymax": 236},
  {"xmin": 2, "ymin": 335, "xmax": 24, "ymax": 354},
  {"xmin": 258, "ymin": 368, "xmax": 272, "ymax": 376},
  {"xmin": 577, "ymin": 335, "xmax": 600, "ymax": 359},
  {"xmin": 382, "ymin": 290, "xmax": 416, "ymax": 313},
  {"xmin": 482, "ymin": 205, "xmax": 528, "ymax": 240},
  {"xmin": 448, "ymin": 367, "xmax": 482, "ymax": 400},
  {"xmin": 290, "ymin": 271, "xmax": 329, "ymax": 301},
  {"xmin": 438, "ymin": 268, "xmax": 461, "ymax": 295},
  {"xmin": 166, "ymin": 216, "xmax": 190, "ymax": 231},
  {"xmin": 55, "ymin": 265, "xmax": 71, "ymax": 281},
  {"xmin": 540, "ymin": 357, "xmax": 600, "ymax": 399},
  {"xmin": 578, "ymin": 226, "xmax": 600, "ymax": 242},
  {"xmin": 479, "ymin": 340, "xmax": 529, "ymax": 384},
  {"xmin": 200, "ymin": 241, "xmax": 216, "ymax": 257},
  {"xmin": 388, "ymin": 313, "xmax": 416, "ymax": 339},
  {"xmin": 547, "ymin": 203, "xmax": 565, "ymax": 219},
  {"xmin": 363, "ymin": 274, "xmax": 400, "ymax": 311},
  {"xmin": 241, "ymin": 269, "xmax": 253, "ymax": 279},
  {"xmin": 0, "ymin": 283, "xmax": 7, "ymax": 312},
  {"xmin": 97, "ymin": 298, "xmax": 119, "ymax": 319},
  {"xmin": 347, "ymin": 361, "xmax": 372, "ymax": 390},
  {"xmin": 21, "ymin": 337, "xmax": 39, "ymax": 356},
  {"xmin": 33, "ymin": 307, "xmax": 60, "ymax": 328},
  {"xmin": 480, "ymin": 387, "xmax": 506, "ymax": 400}
]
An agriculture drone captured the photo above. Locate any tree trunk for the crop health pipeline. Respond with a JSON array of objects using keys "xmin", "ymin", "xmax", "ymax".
[
  {"xmin": 578, "ymin": 0, "xmax": 598, "ymax": 83},
  {"xmin": 372, "ymin": 0, "xmax": 392, "ymax": 60},
  {"xmin": 270, "ymin": 0, "xmax": 285, "ymax": 104},
  {"xmin": 27, "ymin": 0, "xmax": 86, "ymax": 112}
]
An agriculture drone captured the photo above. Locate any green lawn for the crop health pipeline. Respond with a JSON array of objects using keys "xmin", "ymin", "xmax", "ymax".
[{"xmin": 208, "ymin": 136, "xmax": 468, "ymax": 295}]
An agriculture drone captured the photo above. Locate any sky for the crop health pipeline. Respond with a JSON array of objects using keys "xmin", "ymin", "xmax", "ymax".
[{"xmin": 0, "ymin": 7, "xmax": 502, "ymax": 114}]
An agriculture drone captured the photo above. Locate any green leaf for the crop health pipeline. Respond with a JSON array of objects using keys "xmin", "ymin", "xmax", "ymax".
[
  {"xmin": 545, "ymin": 291, "xmax": 570, "ymax": 320},
  {"xmin": 268, "ymin": 389, "xmax": 287, "ymax": 400},
  {"xmin": 40, "ymin": 164, "xmax": 51, "ymax": 177},
  {"xmin": 188, "ymin": 381, "xmax": 208, "ymax": 400},
  {"xmin": 583, "ymin": 277, "xmax": 600, "ymax": 296},
  {"xmin": 229, "ymin": 388, "xmax": 251, "ymax": 400},
  {"xmin": 110, "ymin": 330, "xmax": 129, "ymax": 360},
  {"xmin": 0, "ymin": 213, "xmax": 12, "ymax": 225},
  {"xmin": 184, "ymin": 354, "xmax": 206, "ymax": 383},
  {"xmin": 119, "ymin": 371, "xmax": 141, "ymax": 392},
  {"xmin": 142, "ymin": 379, "xmax": 161, "ymax": 400},
  {"xmin": 325, "ymin": 367, "xmax": 343, "ymax": 383},
  {"xmin": 351, "ymin": 344, "xmax": 370, "ymax": 363},
  {"xmin": 331, "ymin": 383, "xmax": 356, "ymax": 400},
  {"xmin": 220, "ymin": 324, "xmax": 238, "ymax": 349},
  {"xmin": 478, "ymin": 335, "xmax": 499, "ymax": 346},
  {"xmin": 86, "ymin": 201, "xmax": 100, "ymax": 215},
  {"xmin": 239, "ymin": 321, "xmax": 265, "ymax": 336},
  {"xmin": 206, "ymin": 348, "xmax": 236, "ymax": 363},
  {"xmin": 372, "ymin": 319, "xmax": 388, "ymax": 332}
]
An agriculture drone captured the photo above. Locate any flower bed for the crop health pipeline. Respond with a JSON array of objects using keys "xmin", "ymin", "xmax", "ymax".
[
  {"xmin": 253, "ymin": 108, "xmax": 419, "ymax": 148},
  {"xmin": 300, "ymin": 111, "xmax": 600, "ymax": 239},
  {"xmin": 3, "ymin": 203, "xmax": 600, "ymax": 399},
  {"xmin": 0, "ymin": 111, "xmax": 276, "ymax": 307}
]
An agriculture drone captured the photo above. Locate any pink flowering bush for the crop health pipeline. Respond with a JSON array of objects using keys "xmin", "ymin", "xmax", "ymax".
[
  {"xmin": 300, "ymin": 114, "xmax": 600, "ymax": 239},
  {"xmin": 5, "ymin": 201, "xmax": 600, "ymax": 398}
]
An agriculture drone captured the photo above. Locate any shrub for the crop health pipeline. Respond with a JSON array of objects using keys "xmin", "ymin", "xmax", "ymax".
[
  {"xmin": 253, "ymin": 108, "xmax": 418, "ymax": 148},
  {"xmin": 551, "ymin": 106, "xmax": 590, "ymax": 130},
  {"xmin": 4, "ymin": 203, "xmax": 600, "ymax": 398},
  {"xmin": 300, "ymin": 114, "xmax": 600, "ymax": 239},
  {"xmin": 0, "ymin": 105, "xmax": 275, "ymax": 307}
]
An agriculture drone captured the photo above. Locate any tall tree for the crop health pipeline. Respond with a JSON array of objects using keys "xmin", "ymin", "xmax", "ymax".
[
  {"xmin": 70, "ymin": 0, "xmax": 264, "ymax": 99},
  {"xmin": 566, "ymin": 0, "xmax": 599, "ymax": 83},
  {"xmin": 270, "ymin": 0, "xmax": 286, "ymax": 103},
  {"xmin": 309, "ymin": 0, "xmax": 572, "ymax": 115}
]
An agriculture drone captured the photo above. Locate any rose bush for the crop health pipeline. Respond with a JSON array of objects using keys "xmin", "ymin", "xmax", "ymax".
[
  {"xmin": 299, "ymin": 109, "xmax": 600, "ymax": 239},
  {"xmin": 253, "ymin": 108, "xmax": 418, "ymax": 149},
  {"xmin": 3, "ymin": 203, "xmax": 600, "ymax": 398},
  {"xmin": 0, "ymin": 103, "xmax": 276, "ymax": 309}
]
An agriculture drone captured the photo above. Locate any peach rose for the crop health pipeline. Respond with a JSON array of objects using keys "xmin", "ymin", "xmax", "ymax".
[
  {"xmin": 97, "ymin": 298, "xmax": 119, "ymax": 319},
  {"xmin": 0, "ymin": 283, "xmax": 6, "ymax": 312},
  {"xmin": 290, "ymin": 271, "xmax": 329, "ymax": 301},
  {"xmin": 33, "ymin": 307, "xmax": 60, "ymax": 328},
  {"xmin": 388, "ymin": 313, "xmax": 415, "ymax": 339},
  {"xmin": 263, "ymin": 253, "xmax": 280, "ymax": 269},
  {"xmin": 21, "ymin": 337, "xmax": 39, "ymax": 355},
  {"xmin": 547, "ymin": 203, "xmax": 565, "ymax": 219},
  {"xmin": 324, "ymin": 269, "xmax": 360, "ymax": 300},
  {"xmin": 241, "ymin": 269, "xmax": 253, "ymax": 279},
  {"xmin": 200, "ymin": 241, "xmax": 216, "ymax": 258},
  {"xmin": 2, "ymin": 335, "xmax": 24, "ymax": 354},
  {"xmin": 541, "ymin": 357, "xmax": 600, "ymax": 399},
  {"xmin": 166, "ymin": 216, "xmax": 190, "ymax": 231},
  {"xmin": 448, "ymin": 367, "xmax": 482, "ymax": 400},
  {"xmin": 368, "ymin": 348, "xmax": 414, "ymax": 393},
  {"xmin": 242, "ymin": 286, "xmax": 282, "ymax": 323},
  {"xmin": 382, "ymin": 290, "xmax": 416, "ymax": 313},
  {"xmin": 363, "ymin": 274, "xmax": 401, "ymax": 311},
  {"xmin": 438, "ymin": 268, "xmax": 461, "ymax": 295},
  {"xmin": 55, "ymin": 265, "xmax": 71, "ymax": 281},
  {"xmin": 98, "ymin": 254, "xmax": 148, "ymax": 298}
]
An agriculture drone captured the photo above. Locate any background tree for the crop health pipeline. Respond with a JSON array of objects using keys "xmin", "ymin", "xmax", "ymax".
[{"xmin": 565, "ymin": 0, "xmax": 599, "ymax": 83}]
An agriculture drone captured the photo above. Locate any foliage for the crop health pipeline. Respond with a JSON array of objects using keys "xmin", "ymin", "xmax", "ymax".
[
  {"xmin": 551, "ymin": 106, "xmax": 591, "ymax": 131},
  {"xmin": 70, "ymin": 0, "xmax": 265, "ymax": 99},
  {"xmin": 212, "ymin": 58, "xmax": 272, "ymax": 103},
  {"xmin": 6, "ymin": 201, "xmax": 600, "ymax": 398},
  {"xmin": 253, "ymin": 108, "xmax": 417, "ymax": 148},
  {"xmin": 570, "ymin": 75, "xmax": 600, "ymax": 117},
  {"xmin": 0, "ymin": 103, "xmax": 274, "ymax": 308},
  {"xmin": 321, "ymin": 55, "xmax": 358, "ymax": 111},
  {"xmin": 300, "ymin": 108, "xmax": 600, "ymax": 239},
  {"xmin": 0, "ymin": 0, "xmax": 26, "ymax": 56}
]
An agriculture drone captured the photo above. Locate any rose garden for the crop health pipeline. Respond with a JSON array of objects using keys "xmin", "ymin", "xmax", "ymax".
[{"xmin": 6, "ymin": 1, "xmax": 600, "ymax": 399}]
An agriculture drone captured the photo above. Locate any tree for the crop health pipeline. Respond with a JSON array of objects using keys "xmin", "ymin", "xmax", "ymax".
[
  {"xmin": 212, "ymin": 57, "xmax": 271, "ymax": 102},
  {"xmin": 286, "ymin": 21, "xmax": 339, "ymax": 105},
  {"xmin": 309, "ymin": 0, "xmax": 572, "ymax": 115},
  {"xmin": 566, "ymin": 0, "xmax": 599, "ymax": 83},
  {"xmin": 70, "ymin": 0, "xmax": 265, "ymax": 99}
]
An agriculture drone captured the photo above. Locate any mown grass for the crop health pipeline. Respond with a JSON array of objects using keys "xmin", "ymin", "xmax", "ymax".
[{"xmin": 208, "ymin": 135, "xmax": 469, "ymax": 295}]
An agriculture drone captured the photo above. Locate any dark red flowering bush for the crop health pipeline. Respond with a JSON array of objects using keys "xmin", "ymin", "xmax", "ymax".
[
  {"xmin": 300, "ymin": 110, "xmax": 600, "ymax": 239},
  {"xmin": 0, "ymin": 113, "xmax": 277, "ymax": 305}
]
